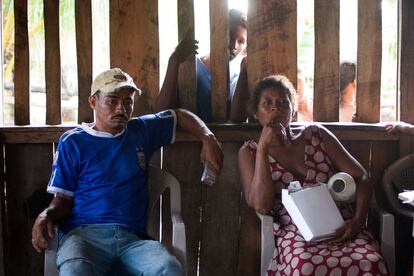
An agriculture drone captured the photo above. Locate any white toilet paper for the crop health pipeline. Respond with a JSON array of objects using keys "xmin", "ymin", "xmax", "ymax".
[{"xmin": 327, "ymin": 172, "xmax": 356, "ymax": 202}]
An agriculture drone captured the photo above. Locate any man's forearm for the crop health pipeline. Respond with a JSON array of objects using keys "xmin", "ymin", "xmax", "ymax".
[
  {"xmin": 175, "ymin": 108, "xmax": 213, "ymax": 140},
  {"xmin": 41, "ymin": 195, "xmax": 73, "ymax": 223}
]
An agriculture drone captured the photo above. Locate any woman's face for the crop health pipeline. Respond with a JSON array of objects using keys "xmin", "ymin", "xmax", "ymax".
[{"xmin": 255, "ymin": 87, "xmax": 293, "ymax": 128}]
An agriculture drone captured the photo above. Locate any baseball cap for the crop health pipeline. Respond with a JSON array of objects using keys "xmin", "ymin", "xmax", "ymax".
[{"xmin": 91, "ymin": 68, "xmax": 141, "ymax": 96}]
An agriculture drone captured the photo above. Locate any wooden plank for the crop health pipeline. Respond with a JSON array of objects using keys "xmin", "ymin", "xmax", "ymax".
[
  {"xmin": 147, "ymin": 153, "xmax": 162, "ymax": 242},
  {"xmin": 247, "ymin": 0, "xmax": 297, "ymax": 93},
  {"xmin": 370, "ymin": 141, "xmax": 399, "ymax": 207},
  {"xmin": 14, "ymin": 0, "xmax": 30, "ymax": 125},
  {"xmin": 0, "ymin": 145, "xmax": 5, "ymax": 276},
  {"xmin": 75, "ymin": 0, "xmax": 93, "ymax": 124},
  {"xmin": 209, "ymin": 0, "xmax": 229, "ymax": 122},
  {"xmin": 0, "ymin": 124, "xmax": 400, "ymax": 144},
  {"xmin": 163, "ymin": 143, "xmax": 202, "ymax": 276},
  {"xmin": 110, "ymin": 0, "xmax": 159, "ymax": 116},
  {"xmin": 237, "ymin": 200, "xmax": 261, "ymax": 276},
  {"xmin": 4, "ymin": 144, "xmax": 53, "ymax": 275},
  {"xmin": 177, "ymin": 0, "xmax": 197, "ymax": 114},
  {"xmin": 199, "ymin": 143, "xmax": 242, "ymax": 275},
  {"xmin": 356, "ymin": 0, "xmax": 382, "ymax": 123},
  {"xmin": 399, "ymin": 0, "xmax": 414, "ymax": 154},
  {"xmin": 44, "ymin": 0, "xmax": 61, "ymax": 125},
  {"xmin": 313, "ymin": 0, "xmax": 340, "ymax": 122}
]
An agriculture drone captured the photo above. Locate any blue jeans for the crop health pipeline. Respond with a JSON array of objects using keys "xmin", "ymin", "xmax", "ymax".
[{"xmin": 56, "ymin": 224, "xmax": 182, "ymax": 276}]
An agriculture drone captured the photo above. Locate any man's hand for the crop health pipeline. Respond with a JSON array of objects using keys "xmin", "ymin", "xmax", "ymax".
[
  {"xmin": 171, "ymin": 31, "xmax": 198, "ymax": 65},
  {"xmin": 331, "ymin": 217, "xmax": 364, "ymax": 244},
  {"xmin": 32, "ymin": 211, "xmax": 55, "ymax": 253},
  {"xmin": 200, "ymin": 134, "xmax": 223, "ymax": 175}
]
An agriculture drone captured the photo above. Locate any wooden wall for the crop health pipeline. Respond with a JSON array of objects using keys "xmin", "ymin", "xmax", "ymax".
[
  {"xmin": 8, "ymin": 0, "xmax": 414, "ymax": 127},
  {"xmin": 3, "ymin": 0, "xmax": 414, "ymax": 275},
  {"xmin": 0, "ymin": 124, "xmax": 401, "ymax": 276}
]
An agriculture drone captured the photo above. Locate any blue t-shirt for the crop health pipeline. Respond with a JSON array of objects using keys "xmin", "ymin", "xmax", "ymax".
[
  {"xmin": 196, "ymin": 56, "xmax": 241, "ymax": 123},
  {"xmin": 47, "ymin": 110, "xmax": 177, "ymax": 236}
]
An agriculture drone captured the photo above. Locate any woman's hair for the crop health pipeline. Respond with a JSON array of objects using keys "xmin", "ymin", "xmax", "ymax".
[
  {"xmin": 340, "ymin": 61, "xmax": 356, "ymax": 91},
  {"xmin": 249, "ymin": 75, "xmax": 297, "ymax": 115}
]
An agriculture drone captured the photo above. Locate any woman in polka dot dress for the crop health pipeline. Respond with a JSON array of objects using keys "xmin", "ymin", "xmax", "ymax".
[{"xmin": 238, "ymin": 75, "xmax": 389, "ymax": 276}]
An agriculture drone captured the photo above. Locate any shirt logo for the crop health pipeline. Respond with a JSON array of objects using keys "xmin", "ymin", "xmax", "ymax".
[{"xmin": 136, "ymin": 148, "xmax": 146, "ymax": 170}]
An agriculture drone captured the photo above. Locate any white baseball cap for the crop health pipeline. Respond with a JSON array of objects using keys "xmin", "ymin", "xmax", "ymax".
[{"xmin": 91, "ymin": 68, "xmax": 141, "ymax": 96}]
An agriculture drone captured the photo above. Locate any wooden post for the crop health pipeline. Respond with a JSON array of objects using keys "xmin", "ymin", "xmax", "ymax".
[
  {"xmin": 4, "ymin": 144, "xmax": 53, "ymax": 275},
  {"xmin": 177, "ymin": 0, "xmax": 197, "ymax": 114},
  {"xmin": 399, "ymin": 0, "xmax": 414, "ymax": 155},
  {"xmin": 247, "ymin": 0, "xmax": 297, "ymax": 95},
  {"xmin": 14, "ymin": 0, "xmax": 30, "ymax": 125},
  {"xmin": 313, "ymin": 0, "xmax": 340, "ymax": 122},
  {"xmin": 356, "ymin": 0, "xmax": 382, "ymax": 123},
  {"xmin": 44, "ymin": 0, "xmax": 61, "ymax": 125},
  {"xmin": 209, "ymin": 0, "xmax": 229, "ymax": 122},
  {"xmin": 199, "ymin": 143, "xmax": 242, "ymax": 275},
  {"xmin": 75, "ymin": 0, "xmax": 93, "ymax": 124},
  {"xmin": 110, "ymin": 0, "xmax": 159, "ymax": 116}
]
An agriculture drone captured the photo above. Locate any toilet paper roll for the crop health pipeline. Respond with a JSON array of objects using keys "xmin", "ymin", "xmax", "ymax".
[{"xmin": 327, "ymin": 172, "xmax": 356, "ymax": 202}]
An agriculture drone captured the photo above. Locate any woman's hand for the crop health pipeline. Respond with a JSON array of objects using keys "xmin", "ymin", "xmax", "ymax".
[
  {"xmin": 258, "ymin": 113, "xmax": 288, "ymax": 148},
  {"xmin": 331, "ymin": 217, "xmax": 364, "ymax": 244}
]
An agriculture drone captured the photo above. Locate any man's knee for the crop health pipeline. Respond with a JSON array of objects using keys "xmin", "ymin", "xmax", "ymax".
[
  {"xmin": 154, "ymin": 255, "xmax": 182, "ymax": 276},
  {"xmin": 58, "ymin": 258, "xmax": 95, "ymax": 276}
]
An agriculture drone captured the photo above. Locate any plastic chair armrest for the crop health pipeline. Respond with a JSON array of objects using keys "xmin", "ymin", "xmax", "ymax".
[
  {"xmin": 256, "ymin": 212, "xmax": 276, "ymax": 276},
  {"xmin": 44, "ymin": 227, "xmax": 59, "ymax": 276},
  {"xmin": 168, "ymin": 179, "xmax": 187, "ymax": 274},
  {"xmin": 369, "ymin": 205, "xmax": 395, "ymax": 276}
]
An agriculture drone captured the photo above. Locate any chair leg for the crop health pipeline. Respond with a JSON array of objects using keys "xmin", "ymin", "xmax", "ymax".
[{"xmin": 380, "ymin": 212, "xmax": 395, "ymax": 276}]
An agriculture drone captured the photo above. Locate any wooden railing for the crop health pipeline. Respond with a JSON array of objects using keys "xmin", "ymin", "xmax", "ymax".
[
  {"xmin": 0, "ymin": 124, "xmax": 401, "ymax": 276},
  {"xmin": 7, "ymin": 0, "xmax": 414, "ymax": 125}
]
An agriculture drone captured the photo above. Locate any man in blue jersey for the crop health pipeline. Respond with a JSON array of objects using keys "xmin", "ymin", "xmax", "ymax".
[
  {"xmin": 31, "ymin": 68, "xmax": 223, "ymax": 275},
  {"xmin": 155, "ymin": 9, "xmax": 247, "ymax": 122}
]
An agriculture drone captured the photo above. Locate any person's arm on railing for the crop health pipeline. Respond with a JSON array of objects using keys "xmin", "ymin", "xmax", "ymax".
[
  {"xmin": 174, "ymin": 108, "xmax": 223, "ymax": 175},
  {"xmin": 154, "ymin": 34, "xmax": 198, "ymax": 112},
  {"xmin": 385, "ymin": 121, "xmax": 414, "ymax": 136},
  {"xmin": 31, "ymin": 194, "xmax": 73, "ymax": 253}
]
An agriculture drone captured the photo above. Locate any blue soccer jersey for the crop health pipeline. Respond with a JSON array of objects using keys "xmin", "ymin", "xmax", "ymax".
[{"xmin": 47, "ymin": 110, "xmax": 177, "ymax": 236}]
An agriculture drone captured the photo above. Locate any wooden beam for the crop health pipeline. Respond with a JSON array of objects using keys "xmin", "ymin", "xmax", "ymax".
[
  {"xmin": 110, "ymin": 0, "xmax": 159, "ymax": 116},
  {"xmin": 356, "ymin": 0, "xmax": 382, "ymax": 123},
  {"xmin": 313, "ymin": 0, "xmax": 340, "ymax": 122},
  {"xmin": 0, "ymin": 123, "xmax": 399, "ymax": 144},
  {"xmin": 399, "ymin": 0, "xmax": 414, "ymax": 155},
  {"xmin": 177, "ymin": 0, "xmax": 197, "ymax": 114},
  {"xmin": 247, "ymin": 0, "xmax": 297, "ymax": 92},
  {"xmin": 209, "ymin": 0, "xmax": 229, "ymax": 122},
  {"xmin": 14, "ymin": 0, "xmax": 30, "ymax": 125},
  {"xmin": 44, "ymin": 0, "xmax": 61, "ymax": 125},
  {"xmin": 75, "ymin": 0, "xmax": 93, "ymax": 124}
]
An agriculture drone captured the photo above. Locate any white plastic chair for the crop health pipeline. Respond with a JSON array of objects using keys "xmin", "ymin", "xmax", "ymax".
[
  {"xmin": 257, "ymin": 206, "xmax": 395, "ymax": 276},
  {"xmin": 44, "ymin": 165, "xmax": 187, "ymax": 276}
]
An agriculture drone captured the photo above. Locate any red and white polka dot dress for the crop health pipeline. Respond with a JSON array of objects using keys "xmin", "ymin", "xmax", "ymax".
[{"xmin": 246, "ymin": 125, "xmax": 389, "ymax": 276}]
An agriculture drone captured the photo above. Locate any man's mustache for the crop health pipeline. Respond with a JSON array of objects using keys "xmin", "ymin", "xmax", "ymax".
[{"xmin": 112, "ymin": 114, "xmax": 128, "ymax": 120}]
